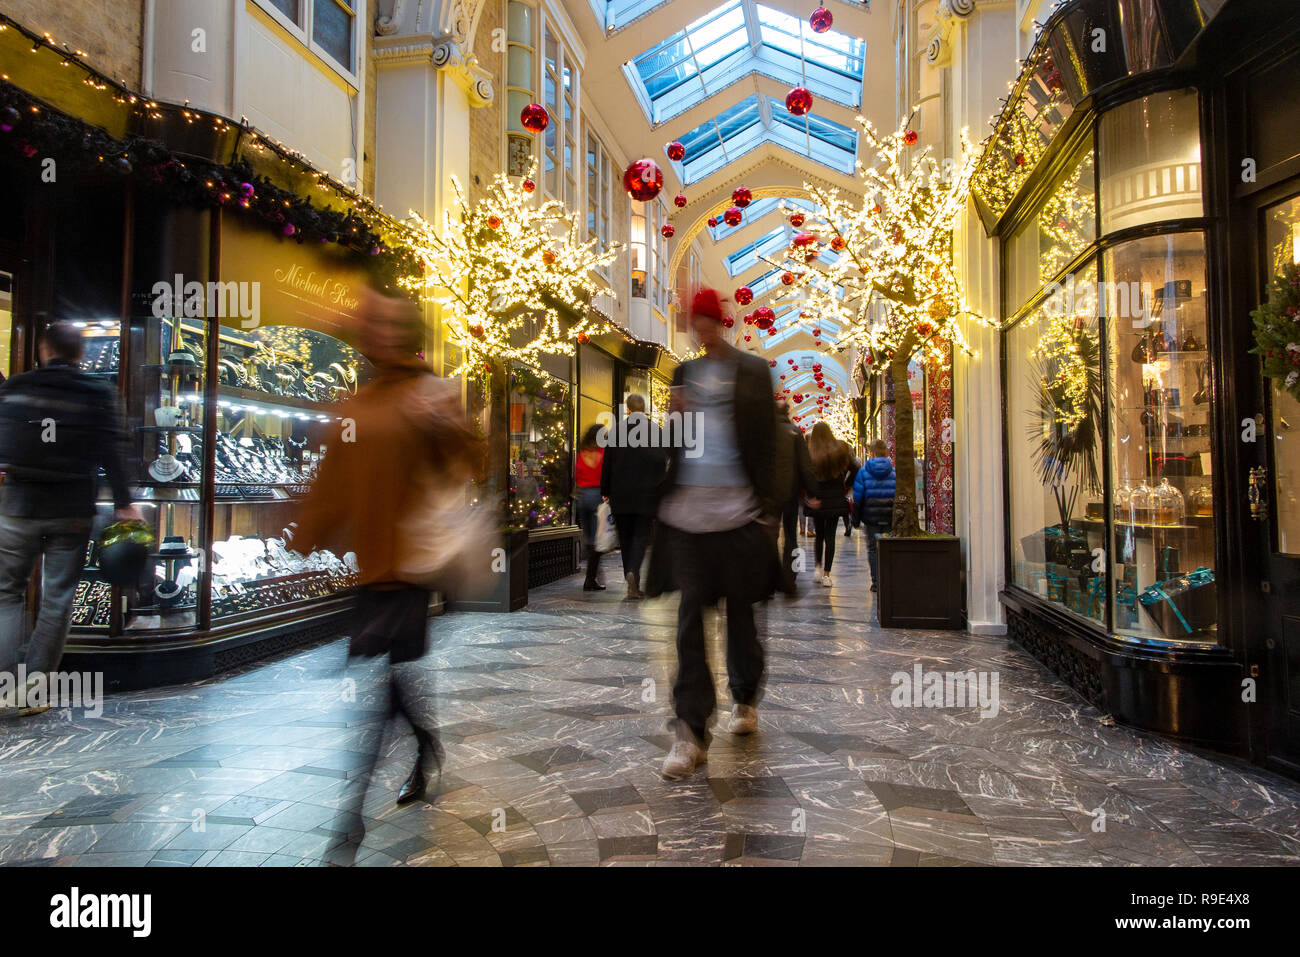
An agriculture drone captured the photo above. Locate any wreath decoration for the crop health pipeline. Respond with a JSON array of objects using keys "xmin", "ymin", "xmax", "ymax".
[{"xmin": 1251, "ymin": 262, "xmax": 1300, "ymax": 399}]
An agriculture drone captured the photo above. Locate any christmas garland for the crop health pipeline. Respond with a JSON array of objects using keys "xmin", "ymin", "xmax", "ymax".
[
  {"xmin": 0, "ymin": 82, "xmax": 419, "ymax": 282},
  {"xmin": 1250, "ymin": 262, "xmax": 1300, "ymax": 399}
]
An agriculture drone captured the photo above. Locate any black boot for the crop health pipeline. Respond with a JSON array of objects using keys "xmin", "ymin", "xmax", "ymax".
[
  {"xmin": 396, "ymin": 764, "xmax": 427, "ymax": 805},
  {"xmin": 396, "ymin": 729, "xmax": 442, "ymax": 806},
  {"xmin": 583, "ymin": 545, "xmax": 605, "ymax": 591}
]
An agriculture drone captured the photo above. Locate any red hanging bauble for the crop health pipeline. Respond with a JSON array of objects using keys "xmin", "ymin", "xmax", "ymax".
[
  {"xmin": 753, "ymin": 306, "xmax": 776, "ymax": 330},
  {"xmin": 904, "ymin": 129, "xmax": 919, "ymax": 146},
  {"xmin": 810, "ymin": 5, "xmax": 833, "ymax": 33},
  {"xmin": 487, "ymin": 215, "xmax": 502, "ymax": 230},
  {"xmin": 623, "ymin": 158, "xmax": 664, "ymax": 201},
  {"xmin": 781, "ymin": 272, "xmax": 796, "ymax": 286},
  {"xmin": 674, "ymin": 193, "xmax": 687, "ymax": 208},
  {"xmin": 520, "ymin": 103, "xmax": 549, "ymax": 133},
  {"xmin": 785, "ymin": 86, "xmax": 814, "ymax": 117},
  {"xmin": 830, "ymin": 235, "xmax": 846, "ymax": 251},
  {"xmin": 661, "ymin": 224, "xmax": 675, "ymax": 239},
  {"xmin": 722, "ymin": 316, "xmax": 735, "ymax": 328},
  {"xmin": 769, "ymin": 359, "xmax": 777, "ymax": 367},
  {"xmin": 789, "ymin": 211, "xmax": 806, "ymax": 228},
  {"xmin": 793, "ymin": 393, "xmax": 804, "ymax": 403},
  {"xmin": 522, "ymin": 178, "xmax": 536, "ymax": 193},
  {"xmin": 665, "ymin": 140, "xmax": 685, "ymax": 161},
  {"xmin": 793, "ymin": 231, "xmax": 817, "ymax": 247},
  {"xmin": 723, "ymin": 206, "xmax": 743, "ymax": 227},
  {"xmin": 768, "ymin": 327, "xmax": 777, "ymax": 336},
  {"xmin": 731, "ymin": 186, "xmax": 753, "ymax": 208},
  {"xmin": 707, "ymin": 216, "xmax": 718, "ymax": 228},
  {"xmin": 744, "ymin": 334, "xmax": 752, "ymax": 341},
  {"xmin": 1014, "ymin": 153, "xmax": 1027, "ymax": 166},
  {"xmin": 542, "ymin": 250, "xmax": 556, "ymax": 265},
  {"xmin": 735, "ymin": 286, "xmax": 754, "ymax": 306},
  {"xmin": 812, "ymin": 363, "xmax": 822, "ymax": 372},
  {"xmin": 742, "ymin": 313, "xmax": 753, "ymax": 325},
  {"xmin": 576, "ymin": 332, "xmax": 590, "ymax": 344},
  {"xmin": 812, "ymin": 328, "xmax": 821, "ymax": 336}
]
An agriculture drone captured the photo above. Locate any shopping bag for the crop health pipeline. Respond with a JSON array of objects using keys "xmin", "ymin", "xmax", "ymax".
[{"xmin": 594, "ymin": 502, "xmax": 619, "ymax": 553}]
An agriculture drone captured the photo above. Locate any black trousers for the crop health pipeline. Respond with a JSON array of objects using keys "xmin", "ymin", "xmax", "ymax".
[
  {"xmin": 813, "ymin": 516, "xmax": 841, "ymax": 572},
  {"xmin": 779, "ymin": 497, "xmax": 799, "ymax": 594},
  {"xmin": 664, "ymin": 523, "xmax": 767, "ymax": 743},
  {"xmin": 613, "ymin": 512, "xmax": 652, "ymax": 580}
]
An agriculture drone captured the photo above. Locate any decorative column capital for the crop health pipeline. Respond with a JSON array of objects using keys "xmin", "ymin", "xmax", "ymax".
[{"xmin": 374, "ymin": 32, "xmax": 494, "ymax": 107}]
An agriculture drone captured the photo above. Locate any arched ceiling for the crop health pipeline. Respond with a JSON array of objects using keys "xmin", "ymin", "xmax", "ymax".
[{"xmin": 575, "ymin": 0, "xmax": 895, "ymax": 420}]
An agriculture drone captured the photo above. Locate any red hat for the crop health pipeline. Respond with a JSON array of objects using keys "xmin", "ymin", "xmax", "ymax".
[{"xmin": 691, "ymin": 287, "xmax": 728, "ymax": 323}]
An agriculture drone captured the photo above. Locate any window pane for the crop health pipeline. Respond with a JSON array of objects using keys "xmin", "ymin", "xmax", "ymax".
[
  {"xmin": 268, "ymin": 0, "xmax": 300, "ymax": 24},
  {"xmin": 507, "ymin": 1, "xmax": 532, "ymax": 44},
  {"xmin": 1266, "ymin": 197, "xmax": 1300, "ymax": 553},
  {"xmin": 545, "ymin": 30, "xmax": 558, "ymax": 76},
  {"xmin": 1006, "ymin": 141, "xmax": 1097, "ymax": 316},
  {"xmin": 312, "ymin": 0, "xmax": 353, "ymax": 68},
  {"xmin": 1105, "ymin": 233, "xmax": 1216, "ymax": 641},
  {"xmin": 1099, "ymin": 90, "xmax": 1202, "ymax": 235},
  {"xmin": 506, "ymin": 90, "xmax": 533, "ymax": 134},
  {"xmin": 1007, "ymin": 260, "xmax": 1106, "ymax": 625},
  {"xmin": 507, "ymin": 46, "xmax": 533, "ymax": 89}
]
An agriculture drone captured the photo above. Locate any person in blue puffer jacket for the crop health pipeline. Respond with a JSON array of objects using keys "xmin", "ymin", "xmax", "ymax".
[{"xmin": 852, "ymin": 440, "xmax": 897, "ymax": 592}]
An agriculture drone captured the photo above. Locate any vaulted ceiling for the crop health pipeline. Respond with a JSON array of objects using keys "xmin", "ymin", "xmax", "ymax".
[{"xmin": 573, "ymin": 0, "xmax": 897, "ymax": 423}]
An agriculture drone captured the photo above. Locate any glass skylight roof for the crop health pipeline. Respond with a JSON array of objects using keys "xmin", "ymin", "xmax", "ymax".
[
  {"xmin": 727, "ymin": 226, "xmax": 791, "ymax": 277},
  {"xmin": 625, "ymin": 1, "xmax": 866, "ymax": 125},
  {"xmin": 707, "ymin": 197, "xmax": 816, "ymax": 242},
  {"xmin": 672, "ymin": 94, "xmax": 858, "ymax": 185},
  {"xmin": 592, "ymin": 0, "xmax": 674, "ymax": 32}
]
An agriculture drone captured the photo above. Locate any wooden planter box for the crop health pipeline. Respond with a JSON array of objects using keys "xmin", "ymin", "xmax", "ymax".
[{"xmin": 878, "ymin": 535, "xmax": 964, "ymax": 629}]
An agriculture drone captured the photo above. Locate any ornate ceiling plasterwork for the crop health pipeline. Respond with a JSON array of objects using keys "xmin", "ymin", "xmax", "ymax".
[{"xmin": 374, "ymin": 0, "xmax": 494, "ymax": 107}]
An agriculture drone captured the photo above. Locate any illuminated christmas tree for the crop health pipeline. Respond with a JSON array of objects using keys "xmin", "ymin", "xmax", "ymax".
[
  {"xmin": 765, "ymin": 112, "xmax": 993, "ymax": 537},
  {"xmin": 398, "ymin": 163, "xmax": 619, "ymax": 381}
]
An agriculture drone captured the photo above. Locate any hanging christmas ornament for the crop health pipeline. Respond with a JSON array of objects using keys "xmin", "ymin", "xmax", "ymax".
[
  {"xmin": 1014, "ymin": 153, "xmax": 1027, "ymax": 166},
  {"xmin": 812, "ymin": 363, "xmax": 822, "ymax": 372},
  {"xmin": 487, "ymin": 215, "xmax": 502, "ymax": 230},
  {"xmin": 793, "ymin": 231, "xmax": 817, "ymax": 248},
  {"xmin": 810, "ymin": 5, "xmax": 833, "ymax": 33},
  {"xmin": 753, "ymin": 306, "xmax": 776, "ymax": 330},
  {"xmin": 665, "ymin": 140, "xmax": 685, "ymax": 161},
  {"xmin": 812, "ymin": 327, "xmax": 821, "ymax": 336},
  {"xmin": 781, "ymin": 272, "xmax": 796, "ymax": 286},
  {"xmin": 785, "ymin": 86, "xmax": 814, "ymax": 116},
  {"xmin": 674, "ymin": 193, "xmax": 687, "ymax": 208},
  {"xmin": 830, "ymin": 235, "xmax": 846, "ymax": 251},
  {"xmin": 723, "ymin": 206, "xmax": 743, "ymax": 227},
  {"xmin": 707, "ymin": 216, "xmax": 718, "ymax": 228},
  {"xmin": 520, "ymin": 103, "xmax": 549, "ymax": 133},
  {"xmin": 904, "ymin": 129, "xmax": 919, "ymax": 145},
  {"xmin": 768, "ymin": 327, "xmax": 777, "ymax": 336},
  {"xmin": 623, "ymin": 158, "xmax": 663, "ymax": 201},
  {"xmin": 770, "ymin": 359, "xmax": 778, "ymax": 367},
  {"xmin": 731, "ymin": 186, "xmax": 753, "ymax": 208},
  {"xmin": 744, "ymin": 334, "xmax": 752, "ymax": 341},
  {"xmin": 470, "ymin": 324, "xmax": 486, "ymax": 340},
  {"xmin": 735, "ymin": 286, "xmax": 754, "ymax": 306},
  {"xmin": 661, "ymin": 224, "xmax": 675, "ymax": 238},
  {"xmin": 522, "ymin": 178, "xmax": 536, "ymax": 193},
  {"xmin": 576, "ymin": 332, "xmax": 590, "ymax": 344},
  {"xmin": 542, "ymin": 250, "xmax": 557, "ymax": 265},
  {"xmin": 789, "ymin": 211, "xmax": 806, "ymax": 228},
  {"xmin": 793, "ymin": 393, "xmax": 804, "ymax": 403},
  {"xmin": 722, "ymin": 316, "xmax": 735, "ymax": 328}
]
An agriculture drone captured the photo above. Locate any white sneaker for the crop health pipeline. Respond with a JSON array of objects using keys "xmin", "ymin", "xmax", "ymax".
[
  {"xmin": 822, "ymin": 574, "xmax": 832, "ymax": 587},
  {"xmin": 727, "ymin": 704, "xmax": 758, "ymax": 735},
  {"xmin": 661, "ymin": 736, "xmax": 706, "ymax": 780}
]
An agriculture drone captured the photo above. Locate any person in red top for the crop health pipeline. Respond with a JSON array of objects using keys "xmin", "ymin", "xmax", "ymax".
[{"xmin": 575, "ymin": 423, "xmax": 607, "ymax": 591}]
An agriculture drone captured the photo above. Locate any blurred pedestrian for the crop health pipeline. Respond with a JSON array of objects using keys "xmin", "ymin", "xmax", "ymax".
[
  {"xmin": 772, "ymin": 398, "xmax": 817, "ymax": 597},
  {"xmin": 575, "ymin": 424, "xmax": 607, "ymax": 591},
  {"xmin": 853, "ymin": 439, "xmax": 897, "ymax": 592},
  {"xmin": 293, "ymin": 287, "xmax": 483, "ymax": 854},
  {"xmin": 600, "ymin": 394, "xmax": 666, "ymax": 600},
  {"xmin": 0, "ymin": 321, "xmax": 139, "ymax": 716},
  {"xmin": 804, "ymin": 422, "xmax": 856, "ymax": 587},
  {"xmin": 648, "ymin": 287, "xmax": 778, "ymax": 780}
]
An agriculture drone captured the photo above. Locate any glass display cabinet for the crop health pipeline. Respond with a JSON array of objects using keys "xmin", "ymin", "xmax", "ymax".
[{"xmin": 69, "ymin": 311, "xmax": 371, "ymax": 640}]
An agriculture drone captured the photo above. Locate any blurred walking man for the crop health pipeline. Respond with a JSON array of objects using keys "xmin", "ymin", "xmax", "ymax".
[
  {"xmin": 653, "ymin": 288, "xmax": 778, "ymax": 780},
  {"xmin": 600, "ymin": 393, "xmax": 666, "ymax": 599},
  {"xmin": 0, "ymin": 321, "xmax": 138, "ymax": 714}
]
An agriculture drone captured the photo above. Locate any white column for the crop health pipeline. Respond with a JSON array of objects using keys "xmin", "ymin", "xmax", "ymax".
[{"xmin": 949, "ymin": 0, "xmax": 1017, "ymax": 634}]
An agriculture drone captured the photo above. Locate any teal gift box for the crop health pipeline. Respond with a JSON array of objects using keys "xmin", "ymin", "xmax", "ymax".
[{"xmin": 1138, "ymin": 567, "xmax": 1216, "ymax": 639}]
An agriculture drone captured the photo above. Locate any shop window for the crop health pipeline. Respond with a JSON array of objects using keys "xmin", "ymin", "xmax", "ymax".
[
  {"xmin": 1007, "ymin": 259, "xmax": 1106, "ymax": 625},
  {"xmin": 1267, "ymin": 196, "xmax": 1300, "ymax": 554},
  {"xmin": 631, "ymin": 210, "xmax": 648, "ymax": 299},
  {"xmin": 508, "ymin": 363, "xmax": 574, "ymax": 528},
  {"xmin": 1099, "ymin": 90, "xmax": 1203, "ymax": 235},
  {"xmin": 1006, "ymin": 140, "xmax": 1096, "ymax": 315},
  {"xmin": 1104, "ymin": 233, "xmax": 1216, "ymax": 641}
]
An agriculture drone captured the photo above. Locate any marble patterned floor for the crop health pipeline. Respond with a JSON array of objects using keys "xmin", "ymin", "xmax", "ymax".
[{"xmin": 2, "ymin": 534, "xmax": 1300, "ymax": 867}]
